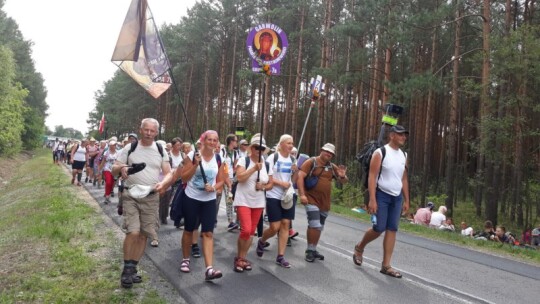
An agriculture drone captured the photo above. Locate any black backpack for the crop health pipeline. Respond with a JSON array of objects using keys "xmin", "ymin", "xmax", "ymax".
[
  {"xmin": 127, "ymin": 141, "xmax": 165, "ymax": 166},
  {"xmin": 356, "ymin": 141, "xmax": 386, "ymax": 189},
  {"xmin": 244, "ymin": 156, "xmax": 270, "ymax": 173}
]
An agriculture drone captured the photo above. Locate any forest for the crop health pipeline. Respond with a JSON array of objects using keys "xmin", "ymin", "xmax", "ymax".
[
  {"xmin": 0, "ymin": 0, "xmax": 48, "ymax": 156},
  {"xmin": 89, "ymin": 0, "xmax": 538, "ymax": 228}
]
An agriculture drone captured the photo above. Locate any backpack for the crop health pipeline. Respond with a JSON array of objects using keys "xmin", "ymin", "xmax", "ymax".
[
  {"xmin": 126, "ymin": 141, "xmax": 166, "ymax": 167},
  {"xmin": 356, "ymin": 142, "xmax": 406, "ymax": 189},
  {"xmin": 271, "ymin": 152, "xmax": 296, "ymax": 167},
  {"xmin": 244, "ymin": 156, "xmax": 269, "ymax": 173},
  {"xmin": 304, "ymin": 157, "xmax": 337, "ymax": 190}
]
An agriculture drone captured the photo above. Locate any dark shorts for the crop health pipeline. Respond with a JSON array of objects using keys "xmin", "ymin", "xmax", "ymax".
[
  {"xmin": 373, "ymin": 189, "xmax": 403, "ymax": 233},
  {"xmin": 266, "ymin": 195, "xmax": 296, "ymax": 222},
  {"xmin": 72, "ymin": 160, "xmax": 86, "ymax": 170},
  {"xmin": 182, "ymin": 194, "xmax": 216, "ymax": 233}
]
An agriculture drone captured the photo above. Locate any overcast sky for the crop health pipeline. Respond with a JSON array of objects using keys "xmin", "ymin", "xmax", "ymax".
[{"xmin": 4, "ymin": 0, "xmax": 197, "ymax": 134}]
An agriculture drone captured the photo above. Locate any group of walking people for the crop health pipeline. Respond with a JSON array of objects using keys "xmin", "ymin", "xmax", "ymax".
[{"xmin": 89, "ymin": 118, "xmax": 410, "ymax": 288}]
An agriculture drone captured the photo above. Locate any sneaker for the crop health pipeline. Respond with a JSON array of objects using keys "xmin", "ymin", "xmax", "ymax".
[
  {"xmin": 132, "ymin": 269, "xmax": 142, "ymax": 283},
  {"xmin": 180, "ymin": 259, "xmax": 190, "ymax": 273},
  {"xmin": 263, "ymin": 241, "xmax": 270, "ymax": 248},
  {"xmin": 289, "ymin": 229, "xmax": 299, "ymax": 239},
  {"xmin": 256, "ymin": 238, "xmax": 265, "ymax": 257},
  {"xmin": 227, "ymin": 222, "xmax": 239, "ymax": 231},
  {"xmin": 313, "ymin": 250, "xmax": 325, "ymax": 260},
  {"xmin": 111, "ymin": 191, "xmax": 115, "ymax": 198},
  {"xmin": 276, "ymin": 256, "xmax": 291, "ymax": 268},
  {"xmin": 305, "ymin": 250, "xmax": 315, "ymax": 263},
  {"xmin": 205, "ymin": 267, "xmax": 223, "ymax": 281},
  {"xmin": 287, "ymin": 237, "xmax": 292, "ymax": 247},
  {"xmin": 104, "ymin": 197, "xmax": 111, "ymax": 204},
  {"xmin": 85, "ymin": 177, "xmax": 89, "ymax": 183},
  {"xmin": 120, "ymin": 267, "xmax": 135, "ymax": 288},
  {"xmin": 191, "ymin": 245, "xmax": 201, "ymax": 258}
]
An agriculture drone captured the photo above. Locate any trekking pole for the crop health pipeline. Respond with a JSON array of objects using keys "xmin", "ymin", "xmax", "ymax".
[{"xmin": 296, "ymin": 97, "xmax": 315, "ymax": 154}]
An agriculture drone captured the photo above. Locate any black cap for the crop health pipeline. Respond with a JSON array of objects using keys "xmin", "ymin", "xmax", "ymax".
[{"xmin": 390, "ymin": 125, "xmax": 409, "ymax": 134}]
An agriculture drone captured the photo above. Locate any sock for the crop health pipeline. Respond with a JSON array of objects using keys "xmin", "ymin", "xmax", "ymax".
[
  {"xmin": 277, "ymin": 255, "xmax": 284, "ymax": 261},
  {"xmin": 77, "ymin": 173, "xmax": 82, "ymax": 182},
  {"xmin": 192, "ymin": 243, "xmax": 199, "ymax": 248},
  {"xmin": 307, "ymin": 244, "xmax": 316, "ymax": 251}
]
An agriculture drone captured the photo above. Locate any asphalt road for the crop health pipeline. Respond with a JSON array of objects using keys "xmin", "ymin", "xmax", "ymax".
[{"xmin": 82, "ymin": 180, "xmax": 540, "ymax": 304}]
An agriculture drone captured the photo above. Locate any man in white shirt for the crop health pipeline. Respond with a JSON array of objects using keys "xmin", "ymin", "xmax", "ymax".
[{"xmin": 429, "ymin": 206, "xmax": 447, "ymax": 228}]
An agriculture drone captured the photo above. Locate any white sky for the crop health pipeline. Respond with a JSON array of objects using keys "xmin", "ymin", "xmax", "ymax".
[{"xmin": 4, "ymin": 0, "xmax": 197, "ymax": 134}]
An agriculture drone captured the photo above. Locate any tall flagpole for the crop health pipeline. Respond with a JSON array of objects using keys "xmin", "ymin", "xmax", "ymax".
[
  {"xmin": 256, "ymin": 76, "xmax": 267, "ymax": 181},
  {"xmin": 296, "ymin": 98, "xmax": 315, "ymax": 154}
]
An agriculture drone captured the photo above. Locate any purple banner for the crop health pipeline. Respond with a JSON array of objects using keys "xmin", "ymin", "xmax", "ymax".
[{"xmin": 246, "ymin": 23, "xmax": 288, "ymax": 75}]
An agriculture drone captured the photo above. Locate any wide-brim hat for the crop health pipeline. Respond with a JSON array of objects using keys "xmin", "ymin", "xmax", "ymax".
[{"xmin": 321, "ymin": 143, "xmax": 336, "ymax": 155}]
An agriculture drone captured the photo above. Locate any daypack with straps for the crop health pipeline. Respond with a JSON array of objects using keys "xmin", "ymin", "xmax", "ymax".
[
  {"xmin": 271, "ymin": 152, "xmax": 296, "ymax": 167},
  {"xmin": 357, "ymin": 144, "xmax": 406, "ymax": 189},
  {"xmin": 244, "ymin": 156, "xmax": 269, "ymax": 172},
  {"xmin": 304, "ymin": 157, "xmax": 337, "ymax": 190}
]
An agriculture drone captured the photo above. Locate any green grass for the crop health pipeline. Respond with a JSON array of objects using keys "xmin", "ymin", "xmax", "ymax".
[
  {"xmin": 0, "ymin": 149, "xmax": 164, "ymax": 303},
  {"xmin": 331, "ymin": 203, "xmax": 540, "ymax": 265}
]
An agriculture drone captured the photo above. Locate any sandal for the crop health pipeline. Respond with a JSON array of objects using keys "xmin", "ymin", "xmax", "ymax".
[
  {"xmin": 242, "ymin": 258, "xmax": 252, "ymax": 271},
  {"xmin": 180, "ymin": 259, "xmax": 190, "ymax": 273},
  {"xmin": 353, "ymin": 245, "xmax": 363, "ymax": 266},
  {"xmin": 233, "ymin": 257, "xmax": 244, "ymax": 273},
  {"xmin": 205, "ymin": 267, "xmax": 223, "ymax": 281},
  {"xmin": 380, "ymin": 265, "xmax": 402, "ymax": 278}
]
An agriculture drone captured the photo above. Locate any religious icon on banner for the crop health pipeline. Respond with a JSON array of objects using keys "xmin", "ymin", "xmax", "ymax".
[{"xmin": 246, "ymin": 23, "xmax": 288, "ymax": 75}]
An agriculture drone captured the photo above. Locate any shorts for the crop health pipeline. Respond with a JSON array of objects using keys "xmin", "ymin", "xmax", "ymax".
[
  {"xmin": 266, "ymin": 196, "xmax": 296, "ymax": 222},
  {"xmin": 182, "ymin": 194, "xmax": 217, "ymax": 233},
  {"xmin": 305, "ymin": 204, "xmax": 328, "ymax": 230},
  {"xmin": 72, "ymin": 160, "xmax": 86, "ymax": 170},
  {"xmin": 122, "ymin": 192, "xmax": 159, "ymax": 238},
  {"xmin": 373, "ymin": 189, "xmax": 403, "ymax": 233}
]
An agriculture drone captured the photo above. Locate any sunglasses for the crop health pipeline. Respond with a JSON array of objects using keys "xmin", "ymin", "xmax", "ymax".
[{"xmin": 251, "ymin": 145, "xmax": 266, "ymax": 151}]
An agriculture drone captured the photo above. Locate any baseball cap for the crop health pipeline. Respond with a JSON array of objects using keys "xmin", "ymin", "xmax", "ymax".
[
  {"xmin": 390, "ymin": 125, "xmax": 409, "ymax": 134},
  {"xmin": 239, "ymin": 139, "xmax": 248, "ymax": 146},
  {"xmin": 128, "ymin": 133, "xmax": 138, "ymax": 139},
  {"xmin": 427, "ymin": 201, "xmax": 434, "ymax": 210}
]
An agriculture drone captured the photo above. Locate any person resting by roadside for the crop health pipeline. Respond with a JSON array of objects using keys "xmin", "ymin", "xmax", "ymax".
[
  {"xmin": 438, "ymin": 217, "xmax": 455, "ymax": 232},
  {"xmin": 413, "ymin": 201, "xmax": 434, "ymax": 226},
  {"xmin": 429, "ymin": 206, "xmax": 447, "ymax": 228},
  {"xmin": 460, "ymin": 222, "xmax": 474, "ymax": 237},
  {"xmin": 474, "ymin": 220, "xmax": 495, "ymax": 240},
  {"xmin": 490, "ymin": 225, "xmax": 516, "ymax": 244},
  {"xmin": 532, "ymin": 224, "xmax": 540, "ymax": 247}
]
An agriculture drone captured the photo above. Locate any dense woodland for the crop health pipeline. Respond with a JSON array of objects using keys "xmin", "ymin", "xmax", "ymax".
[
  {"xmin": 0, "ymin": 0, "xmax": 48, "ymax": 156},
  {"xmin": 0, "ymin": 0, "xmax": 527, "ymax": 228}
]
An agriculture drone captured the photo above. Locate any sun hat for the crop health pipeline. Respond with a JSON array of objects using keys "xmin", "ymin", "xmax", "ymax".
[
  {"xmin": 109, "ymin": 140, "xmax": 117, "ymax": 146},
  {"xmin": 249, "ymin": 134, "xmax": 269, "ymax": 154},
  {"xmin": 321, "ymin": 143, "xmax": 336, "ymax": 155}
]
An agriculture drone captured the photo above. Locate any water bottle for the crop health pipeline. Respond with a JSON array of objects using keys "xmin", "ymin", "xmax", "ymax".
[{"xmin": 371, "ymin": 214, "xmax": 377, "ymax": 225}]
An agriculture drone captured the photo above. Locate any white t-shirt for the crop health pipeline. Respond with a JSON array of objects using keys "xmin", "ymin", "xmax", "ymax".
[
  {"xmin": 461, "ymin": 227, "xmax": 474, "ymax": 236},
  {"xmin": 376, "ymin": 144, "xmax": 407, "ymax": 196},
  {"xmin": 73, "ymin": 145, "xmax": 87, "ymax": 162},
  {"xmin": 117, "ymin": 142, "xmax": 169, "ymax": 188},
  {"xmin": 429, "ymin": 211, "xmax": 446, "ymax": 227},
  {"xmin": 103, "ymin": 150, "xmax": 118, "ymax": 172},
  {"xmin": 266, "ymin": 152, "xmax": 293, "ymax": 200},
  {"xmin": 170, "ymin": 151, "xmax": 184, "ymax": 169},
  {"xmin": 184, "ymin": 151, "xmax": 219, "ymax": 202},
  {"xmin": 233, "ymin": 156, "xmax": 271, "ymax": 208}
]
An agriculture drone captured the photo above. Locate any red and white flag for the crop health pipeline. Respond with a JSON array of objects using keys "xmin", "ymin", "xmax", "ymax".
[{"xmin": 99, "ymin": 113, "xmax": 105, "ymax": 134}]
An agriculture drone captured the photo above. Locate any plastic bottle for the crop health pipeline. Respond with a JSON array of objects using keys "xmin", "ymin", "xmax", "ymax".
[{"xmin": 371, "ymin": 214, "xmax": 377, "ymax": 225}]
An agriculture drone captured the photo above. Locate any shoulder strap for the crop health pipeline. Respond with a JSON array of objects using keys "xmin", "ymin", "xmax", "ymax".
[
  {"xmin": 215, "ymin": 153, "xmax": 222, "ymax": 167},
  {"xmin": 377, "ymin": 146, "xmax": 387, "ymax": 182},
  {"xmin": 245, "ymin": 156, "xmax": 250, "ymax": 169},
  {"xmin": 265, "ymin": 160, "xmax": 270, "ymax": 172},
  {"xmin": 156, "ymin": 142, "xmax": 164, "ymax": 157},
  {"xmin": 273, "ymin": 152, "xmax": 279, "ymax": 165},
  {"xmin": 127, "ymin": 141, "xmax": 138, "ymax": 159}
]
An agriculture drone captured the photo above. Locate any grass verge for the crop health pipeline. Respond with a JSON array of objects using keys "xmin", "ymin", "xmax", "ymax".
[
  {"xmin": 331, "ymin": 204, "xmax": 540, "ymax": 265},
  {"xmin": 0, "ymin": 150, "xmax": 165, "ymax": 303}
]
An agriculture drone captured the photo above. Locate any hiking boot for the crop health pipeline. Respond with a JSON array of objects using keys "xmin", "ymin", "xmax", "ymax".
[
  {"xmin": 227, "ymin": 222, "xmax": 239, "ymax": 231},
  {"xmin": 132, "ymin": 269, "xmax": 142, "ymax": 283},
  {"xmin": 120, "ymin": 267, "xmax": 135, "ymax": 288},
  {"xmin": 256, "ymin": 238, "xmax": 265, "ymax": 257},
  {"xmin": 305, "ymin": 250, "xmax": 315, "ymax": 263},
  {"xmin": 313, "ymin": 250, "xmax": 325, "ymax": 260}
]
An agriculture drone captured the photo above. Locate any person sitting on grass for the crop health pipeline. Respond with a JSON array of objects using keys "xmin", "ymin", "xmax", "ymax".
[
  {"xmin": 460, "ymin": 222, "xmax": 474, "ymax": 237},
  {"xmin": 429, "ymin": 206, "xmax": 447, "ymax": 228},
  {"xmin": 532, "ymin": 224, "xmax": 540, "ymax": 247},
  {"xmin": 439, "ymin": 217, "xmax": 455, "ymax": 232},
  {"xmin": 491, "ymin": 225, "xmax": 515, "ymax": 244},
  {"xmin": 413, "ymin": 201, "xmax": 434, "ymax": 226},
  {"xmin": 474, "ymin": 220, "xmax": 495, "ymax": 240}
]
